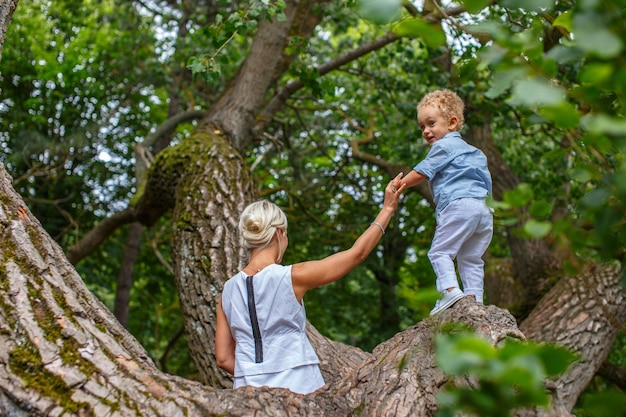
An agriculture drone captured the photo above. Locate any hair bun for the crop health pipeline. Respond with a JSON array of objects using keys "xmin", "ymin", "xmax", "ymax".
[
  {"xmin": 245, "ymin": 219, "xmax": 263, "ymax": 233},
  {"xmin": 239, "ymin": 200, "xmax": 288, "ymax": 251}
]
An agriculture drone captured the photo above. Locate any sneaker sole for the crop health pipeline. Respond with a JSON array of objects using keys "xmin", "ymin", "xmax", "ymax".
[{"xmin": 430, "ymin": 292, "xmax": 466, "ymax": 316}]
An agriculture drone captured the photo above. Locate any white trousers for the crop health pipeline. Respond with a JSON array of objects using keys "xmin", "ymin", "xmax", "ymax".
[{"xmin": 428, "ymin": 198, "xmax": 493, "ymax": 303}]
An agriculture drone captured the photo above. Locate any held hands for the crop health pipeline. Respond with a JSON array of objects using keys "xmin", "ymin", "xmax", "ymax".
[{"xmin": 384, "ymin": 172, "xmax": 406, "ymax": 209}]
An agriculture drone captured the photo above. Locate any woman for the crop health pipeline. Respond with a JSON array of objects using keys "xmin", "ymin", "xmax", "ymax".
[{"xmin": 215, "ymin": 173, "xmax": 405, "ymax": 394}]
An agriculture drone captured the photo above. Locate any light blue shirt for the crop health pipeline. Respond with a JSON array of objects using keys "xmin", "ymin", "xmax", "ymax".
[
  {"xmin": 221, "ymin": 264, "xmax": 320, "ymax": 377},
  {"xmin": 414, "ymin": 132, "xmax": 492, "ymax": 214}
]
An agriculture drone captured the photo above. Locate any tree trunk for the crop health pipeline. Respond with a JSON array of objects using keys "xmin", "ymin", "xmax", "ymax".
[
  {"xmin": 166, "ymin": 129, "xmax": 257, "ymax": 388},
  {"xmin": 519, "ymin": 262, "xmax": 626, "ymax": 410},
  {"xmin": 113, "ymin": 222, "xmax": 143, "ymax": 328},
  {"xmin": 0, "ymin": 0, "xmax": 18, "ymax": 61}
]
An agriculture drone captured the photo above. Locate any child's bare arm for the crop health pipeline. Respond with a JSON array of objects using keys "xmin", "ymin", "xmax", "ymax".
[{"xmin": 401, "ymin": 170, "xmax": 427, "ymax": 188}]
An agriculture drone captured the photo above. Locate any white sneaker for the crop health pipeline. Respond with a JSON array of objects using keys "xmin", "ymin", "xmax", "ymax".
[{"xmin": 430, "ymin": 288, "xmax": 465, "ymax": 316}]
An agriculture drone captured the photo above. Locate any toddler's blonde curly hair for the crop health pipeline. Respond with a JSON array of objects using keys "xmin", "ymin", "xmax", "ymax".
[{"xmin": 417, "ymin": 89, "xmax": 465, "ymax": 131}]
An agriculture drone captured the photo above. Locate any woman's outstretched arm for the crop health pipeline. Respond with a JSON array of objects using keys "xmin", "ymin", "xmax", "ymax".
[{"xmin": 291, "ymin": 173, "xmax": 406, "ymax": 302}]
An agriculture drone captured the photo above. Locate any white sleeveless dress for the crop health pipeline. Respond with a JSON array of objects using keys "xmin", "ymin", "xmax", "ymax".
[{"xmin": 221, "ymin": 264, "xmax": 325, "ymax": 394}]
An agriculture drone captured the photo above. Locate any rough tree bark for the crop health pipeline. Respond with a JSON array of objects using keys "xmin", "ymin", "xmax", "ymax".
[
  {"xmin": 0, "ymin": 0, "xmax": 18, "ymax": 62},
  {"xmin": 519, "ymin": 262, "xmax": 626, "ymax": 411}
]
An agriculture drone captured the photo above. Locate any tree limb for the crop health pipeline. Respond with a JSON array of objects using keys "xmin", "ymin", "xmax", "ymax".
[
  {"xmin": 65, "ymin": 110, "xmax": 207, "ymax": 265},
  {"xmin": 144, "ymin": 110, "xmax": 207, "ymax": 150},
  {"xmin": 0, "ymin": 0, "xmax": 18, "ymax": 61},
  {"xmin": 251, "ymin": 4, "xmax": 468, "ymax": 139},
  {"xmin": 520, "ymin": 262, "xmax": 625, "ymax": 410},
  {"xmin": 252, "ymin": 32, "xmax": 400, "ymax": 138},
  {"xmin": 135, "ymin": 110, "xmax": 207, "ymax": 180},
  {"xmin": 66, "ymin": 207, "xmax": 138, "ymax": 265}
]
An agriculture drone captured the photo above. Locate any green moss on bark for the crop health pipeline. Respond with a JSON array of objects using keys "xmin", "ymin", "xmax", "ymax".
[{"xmin": 9, "ymin": 341, "xmax": 91, "ymax": 413}]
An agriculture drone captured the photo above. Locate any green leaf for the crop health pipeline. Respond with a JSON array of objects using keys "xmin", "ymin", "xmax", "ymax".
[
  {"xmin": 498, "ymin": 357, "xmax": 545, "ymax": 393},
  {"xmin": 579, "ymin": 188, "xmax": 611, "ymax": 208},
  {"xmin": 523, "ymin": 219, "xmax": 552, "ymax": 238},
  {"xmin": 436, "ymin": 334, "xmax": 495, "ymax": 375},
  {"xmin": 580, "ymin": 63, "xmax": 614, "ymax": 85},
  {"xmin": 357, "ymin": 0, "xmax": 401, "ymax": 25},
  {"xmin": 545, "ymin": 44, "xmax": 584, "ymax": 65},
  {"xmin": 570, "ymin": 168, "xmax": 592, "ymax": 183},
  {"xmin": 535, "ymin": 344, "xmax": 578, "ymax": 377},
  {"xmin": 435, "ymin": 391, "xmax": 459, "ymax": 417},
  {"xmin": 581, "ymin": 114, "xmax": 626, "ymax": 136},
  {"xmin": 477, "ymin": 44, "xmax": 508, "ymax": 71},
  {"xmin": 471, "ymin": 21, "xmax": 508, "ymax": 42},
  {"xmin": 486, "ymin": 196, "xmax": 511, "ymax": 211},
  {"xmin": 529, "ymin": 200, "xmax": 552, "ymax": 219},
  {"xmin": 497, "ymin": 339, "xmax": 531, "ymax": 360},
  {"xmin": 393, "ymin": 18, "xmax": 447, "ymax": 48},
  {"xmin": 574, "ymin": 14, "xmax": 623, "ymax": 58},
  {"xmin": 538, "ymin": 102, "xmax": 580, "ymax": 129},
  {"xmin": 503, "ymin": 183, "xmax": 534, "ymax": 207},
  {"xmin": 553, "ymin": 10, "xmax": 573, "ymax": 32},
  {"xmin": 485, "ymin": 67, "xmax": 527, "ymax": 98},
  {"xmin": 460, "ymin": 0, "xmax": 492, "ymax": 14},
  {"xmin": 581, "ymin": 390, "xmax": 626, "ymax": 417},
  {"xmin": 510, "ymin": 78, "xmax": 566, "ymax": 107},
  {"xmin": 465, "ymin": 389, "xmax": 500, "ymax": 416},
  {"xmin": 500, "ymin": 217, "xmax": 521, "ymax": 227}
]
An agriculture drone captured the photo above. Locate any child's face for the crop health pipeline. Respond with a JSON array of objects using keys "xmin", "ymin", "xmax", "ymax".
[{"xmin": 417, "ymin": 104, "xmax": 458, "ymax": 145}]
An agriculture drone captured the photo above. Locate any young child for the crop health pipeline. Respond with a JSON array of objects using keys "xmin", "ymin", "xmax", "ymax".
[{"xmin": 400, "ymin": 89, "xmax": 493, "ymax": 316}]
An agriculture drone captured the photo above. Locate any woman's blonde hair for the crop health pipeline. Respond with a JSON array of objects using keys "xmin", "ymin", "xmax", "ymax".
[
  {"xmin": 417, "ymin": 89, "xmax": 465, "ymax": 131},
  {"xmin": 238, "ymin": 200, "xmax": 288, "ymax": 250}
]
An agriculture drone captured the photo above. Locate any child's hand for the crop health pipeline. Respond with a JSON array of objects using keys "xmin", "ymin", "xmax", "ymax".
[{"xmin": 384, "ymin": 173, "xmax": 406, "ymax": 209}]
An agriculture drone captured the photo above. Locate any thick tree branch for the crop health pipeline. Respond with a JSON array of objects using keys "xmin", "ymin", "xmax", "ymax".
[
  {"xmin": 268, "ymin": 1, "xmax": 329, "ymax": 91},
  {"xmin": 205, "ymin": 0, "xmax": 304, "ymax": 150},
  {"xmin": 135, "ymin": 110, "xmax": 207, "ymax": 180},
  {"xmin": 520, "ymin": 262, "xmax": 625, "ymax": 410},
  {"xmin": 66, "ymin": 207, "xmax": 138, "ymax": 265},
  {"xmin": 144, "ymin": 110, "xmax": 207, "ymax": 150},
  {"xmin": 252, "ymin": 32, "xmax": 400, "ymax": 139}
]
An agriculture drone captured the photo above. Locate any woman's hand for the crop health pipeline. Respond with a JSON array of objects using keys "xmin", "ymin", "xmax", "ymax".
[{"xmin": 383, "ymin": 172, "xmax": 406, "ymax": 210}]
